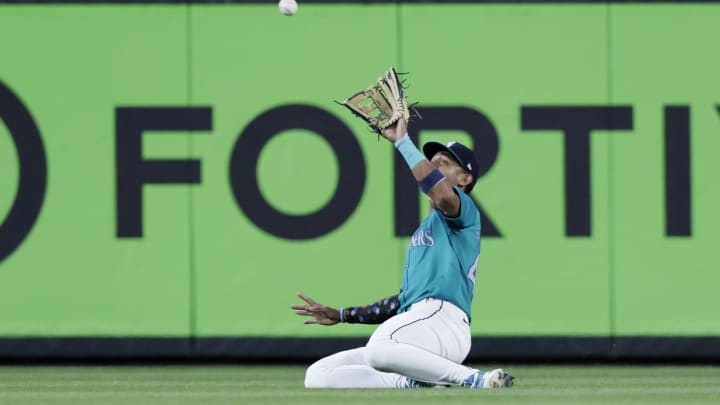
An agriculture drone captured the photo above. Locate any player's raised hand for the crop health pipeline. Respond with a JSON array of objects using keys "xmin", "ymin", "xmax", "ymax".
[
  {"xmin": 381, "ymin": 119, "xmax": 407, "ymax": 143},
  {"xmin": 291, "ymin": 292, "xmax": 341, "ymax": 326}
]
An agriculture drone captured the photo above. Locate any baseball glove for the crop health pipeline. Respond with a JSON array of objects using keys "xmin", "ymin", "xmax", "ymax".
[{"xmin": 339, "ymin": 67, "xmax": 411, "ymax": 133}]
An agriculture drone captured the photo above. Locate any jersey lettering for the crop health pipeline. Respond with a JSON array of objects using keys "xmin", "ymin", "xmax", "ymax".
[
  {"xmin": 467, "ymin": 255, "xmax": 479, "ymax": 286},
  {"xmin": 410, "ymin": 229, "xmax": 435, "ymax": 247}
]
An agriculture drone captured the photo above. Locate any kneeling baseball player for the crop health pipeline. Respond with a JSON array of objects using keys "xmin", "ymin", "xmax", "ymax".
[{"xmin": 292, "ymin": 68, "xmax": 514, "ymax": 389}]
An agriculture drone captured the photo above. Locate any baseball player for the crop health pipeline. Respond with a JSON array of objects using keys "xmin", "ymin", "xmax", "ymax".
[{"xmin": 292, "ymin": 119, "xmax": 514, "ymax": 389}]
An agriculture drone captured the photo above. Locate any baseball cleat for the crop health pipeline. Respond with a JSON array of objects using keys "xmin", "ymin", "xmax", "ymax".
[
  {"xmin": 402, "ymin": 377, "xmax": 435, "ymax": 388},
  {"xmin": 463, "ymin": 368, "xmax": 514, "ymax": 389}
]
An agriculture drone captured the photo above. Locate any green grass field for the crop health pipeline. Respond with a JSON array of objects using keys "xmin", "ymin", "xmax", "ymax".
[{"xmin": 0, "ymin": 365, "xmax": 718, "ymax": 404}]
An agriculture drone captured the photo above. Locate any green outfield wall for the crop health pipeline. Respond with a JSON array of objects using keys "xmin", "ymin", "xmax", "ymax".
[{"xmin": 1, "ymin": 1, "xmax": 719, "ymax": 359}]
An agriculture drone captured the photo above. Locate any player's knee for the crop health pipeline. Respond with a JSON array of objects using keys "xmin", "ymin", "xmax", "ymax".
[
  {"xmin": 363, "ymin": 343, "xmax": 392, "ymax": 371},
  {"xmin": 304, "ymin": 361, "xmax": 328, "ymax": 388}
]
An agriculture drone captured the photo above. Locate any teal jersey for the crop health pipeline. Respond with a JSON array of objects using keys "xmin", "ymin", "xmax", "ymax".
[{"xmin": 398, "ymin": 188, "xmax": 481, "ymax": 318}]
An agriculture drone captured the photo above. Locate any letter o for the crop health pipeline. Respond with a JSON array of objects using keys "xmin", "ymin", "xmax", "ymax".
[{"xmin": 229, "ymin": 104, "xmax": 365, "ymax": 239}]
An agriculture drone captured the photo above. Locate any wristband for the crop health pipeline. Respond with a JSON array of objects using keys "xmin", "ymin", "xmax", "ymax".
[
  {"xmin": 418, "ymin": 168, "xmax": 446, "ymax": 193},
  {"xmin": 338, "ymin": 307, "xmax": 345, "ymax": 323},
  {"xmin": 394, "ymin": 134, "xmax": 424, "ymax": 169}
]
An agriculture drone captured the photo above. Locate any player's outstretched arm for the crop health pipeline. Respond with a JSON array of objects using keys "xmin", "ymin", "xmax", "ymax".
[
  {"xmin": 291, "ymin": 292, "xmax": 341, "ymax": 326},
  {"xmin": 291, "ymin": 293, "xmax": 400, "ymax": 325},
  {"xmin": 382, "ymin": 121, "xmax": 461, "ymax": 217}
]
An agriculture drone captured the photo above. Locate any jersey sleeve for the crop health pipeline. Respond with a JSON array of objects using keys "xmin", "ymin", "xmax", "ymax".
[{"xmin": 441, "ymin": 187, "xmax": 480, "ymax": 229}]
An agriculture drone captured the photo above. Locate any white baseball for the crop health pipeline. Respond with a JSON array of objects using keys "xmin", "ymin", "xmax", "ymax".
[{"xmin": 278, "ymin": 0, "xmax": 298, "ymax": 16}]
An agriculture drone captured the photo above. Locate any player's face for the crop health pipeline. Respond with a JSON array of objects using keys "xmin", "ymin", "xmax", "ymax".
[{"xmin": 431, "ymin": 152, "xmax": 470, "ymax": 189}]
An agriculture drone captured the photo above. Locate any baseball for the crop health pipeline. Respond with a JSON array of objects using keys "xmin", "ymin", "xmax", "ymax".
[{"xmin": 278, "ymin": 0, "xmax": 298, "ymax": 16}]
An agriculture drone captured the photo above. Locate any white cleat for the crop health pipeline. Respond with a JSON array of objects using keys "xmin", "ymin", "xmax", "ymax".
[
  {"xmin": 481, "ymin": 368, "xmax": 514, "ymax": 388},
  {"xmin": 463, "ymin": 368, "xmax": 514, "ymax": 389}
]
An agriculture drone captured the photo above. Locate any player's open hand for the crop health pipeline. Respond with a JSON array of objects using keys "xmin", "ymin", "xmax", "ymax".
[{"xmin": 291, "ymin": 292, "xmax": 340, "ymax": 326}]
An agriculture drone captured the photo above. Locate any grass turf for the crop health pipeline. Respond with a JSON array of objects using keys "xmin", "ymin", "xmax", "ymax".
[{"xmin": 0, "ymin": 365, "xmax": 719, "ymax": 404}]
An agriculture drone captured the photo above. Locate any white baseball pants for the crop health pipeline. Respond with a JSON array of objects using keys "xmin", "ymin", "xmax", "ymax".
[{"xmin": 304, "ymin": 298, "xmax": 475, "ymax": 388}]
